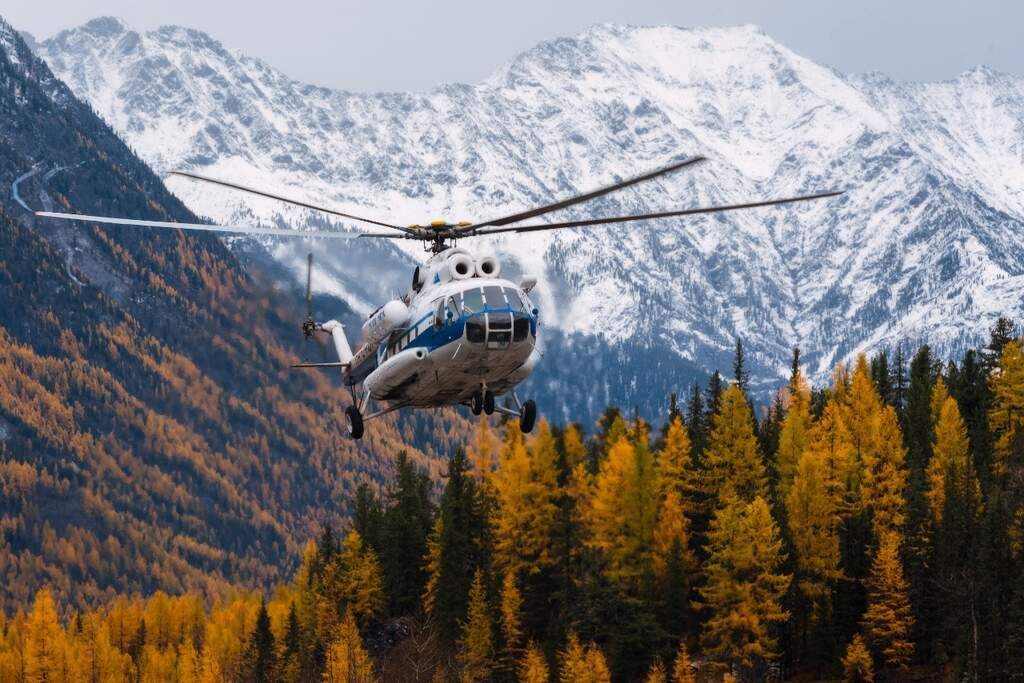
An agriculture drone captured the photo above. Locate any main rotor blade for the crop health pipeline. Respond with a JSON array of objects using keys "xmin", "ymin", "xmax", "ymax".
[
  {"xmin": 169, "ymin": 170, "xmax": 413, "ymax": 234},
  {"xmin": 470, "ymin": 190, "xmax": 844, "ymax": 235},
  {"xmin": 35, "ymin": 211, "xmax": 371, "ymax": 239},
  {"xmin": 466, "ymin": 156, "xmax": 706, "ymax": 230}
]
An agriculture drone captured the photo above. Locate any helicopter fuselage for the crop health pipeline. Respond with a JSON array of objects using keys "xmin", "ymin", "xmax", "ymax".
[{"xmin": 344, "ymin": 249, "xmax": 540, "ymax": 410}]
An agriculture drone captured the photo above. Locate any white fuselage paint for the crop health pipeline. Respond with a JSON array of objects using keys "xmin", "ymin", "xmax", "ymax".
[{"xmin": 346, "ymin": 249, "xmax": 539, "ymax": 409}]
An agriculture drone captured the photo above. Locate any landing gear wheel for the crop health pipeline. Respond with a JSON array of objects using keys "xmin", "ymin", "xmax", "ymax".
[
  {"xmin": 345, "ymin": 405, "xmax": 364, "ymax": 440},
  {"xmin": 483, "ymin": 390, "xmax": 496, "ymax": 415},
  {"xmin": 519, "ymin": 399, "xmax": 537, "ymax": 433},
  {"xmin": 471, "ymin": 391, "xmax": 483, "ymax": 416}
]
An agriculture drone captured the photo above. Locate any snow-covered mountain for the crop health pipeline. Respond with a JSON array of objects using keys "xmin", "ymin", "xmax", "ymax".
[{"xmin": 32, "ymin": 17, "xmax": 1024, "ymax": 398}]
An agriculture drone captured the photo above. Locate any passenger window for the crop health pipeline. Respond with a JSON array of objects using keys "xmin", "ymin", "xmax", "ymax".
[
  {"xmin": 462, "ymin": 288, "xmax": 484, "ymax": 313},
  {"xmin": 484, "ymin": 286, "xmax": 506, "ymax": 309},
  {"xmin": 433, "ymin": 299, "xmax": 444, "ymax": 329}
]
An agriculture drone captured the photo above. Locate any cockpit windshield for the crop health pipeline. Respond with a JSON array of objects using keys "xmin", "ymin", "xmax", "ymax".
[{"xmin": 461, "ymin": 288, "xmax": 485, "ymax": 313}]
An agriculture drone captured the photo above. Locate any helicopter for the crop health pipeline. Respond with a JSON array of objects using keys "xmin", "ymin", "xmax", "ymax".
[{"xmin": 35, "ymin": 156, "xmax": 842, "ymax": 438}]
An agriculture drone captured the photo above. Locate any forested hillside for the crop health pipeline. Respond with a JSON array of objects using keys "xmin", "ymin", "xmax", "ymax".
[
  {"xmin": 0, "ymin": 16, "xmax": 465, "ymax": 614},
  {"xmin": 3, "ymin": 330, "xmax": 1023, "ymax": 681}
]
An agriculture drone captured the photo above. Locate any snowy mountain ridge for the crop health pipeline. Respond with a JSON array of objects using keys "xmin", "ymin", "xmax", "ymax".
[{"xmin": 32, "ymin": 17, "xmax": 1024, "ymax": 391}]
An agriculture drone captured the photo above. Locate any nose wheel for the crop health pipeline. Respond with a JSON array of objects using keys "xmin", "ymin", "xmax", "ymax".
[{"xmin": 471, "ymin": 388, "xmax": 496, "ymax": 416}]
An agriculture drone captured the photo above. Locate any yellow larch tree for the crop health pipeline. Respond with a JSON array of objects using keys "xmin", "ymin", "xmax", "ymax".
[
  {"xmin": 861, "ymin": 531, "xmax": 914, "ymax": 671},
  {"xmin": 929, "ymin": 377, "xmax": 950, "ymax": 429},
  {"xmin": 775, "ymin": 372, "xmax": 812, "ymax": 500},
  {"xmin": 499, "ymin": 571, "xmax": 524, "ymax": 668},
  {"xmin": 654, "ymin": 416, "xmax": 697, "ymax": 579},
  {"xmin": 558, "ymin": 633, "xmax": 588, "ymax": 683},
  {"xmin": 658, "ymin": 415, "xmax": 693, "ymax": 501},
  {"xmin": 989, "ymin": 339, "xmax": 1024, "ymax": 477},
  {"xmin": 338, "ymin": 530, "xmax": 385, "ymax": 625},
  {"xmin": 701, "ymin": 384, "xmax": 767, "ymax": 508},
  {"xmin": 670, "ymin": 641, "xmax": 696, "ymax": 683},
  {"xmin": 584, "ymin": 644, "xmax": 611, "ymax": 683},
  {"xmin": 468, "ymin": 414, "xmax": 501, "ymax": 478},
  {"xmin": 458, "ymin": 569, "xmax": 493, "ymax": 682},
  {"xmin": 422, "ymin": 516, "xmax": 444, "ymax": 614},
  {"xmin": 644, "ymin": 659, "xmax": 668, "ymax": 683},
  {"xmin": 787, "ymin": 448, "xmax": 841, "ymax": 619},
  {"xmin": 585, "ymin": 436, "xmax": 658, "ymax": 584},
  {"xmin": 861, "ymin": 406, "xmax": 908, "ymax": 539},
  {"xmin": 323, "ymin": 611, "xmax": 378, "ymax": 683},
  {"xmin": 805, "ymin": 399, "xmax": 858, "ymax": 517},
  {"xmin": 562, "ymin": 423, "xmax": 588, "ymax": 471},
  {"xmin": 844, "ymin": 356, "xmax": 884, "ymax": 496},
  {"xmin": 518, "ymin": 641, "xmax": 550, "ymax": 683},
  {"xmin": 24, "ymin": 589, "xmax": 67, "ymax": 683},
  {"xmin": 927, "ymin": 396, "xmax": 978, "ymax": 525},
  {"xmin": 72, "ymin": 611, "xmax": 130, "ymax": 683},
  {"xmin": 698, "ymin": 495, "xmax": 791, "ymax": 676},
  {"xmin": 492, "ymin": 420, "xmax": 560, "ymax": 577},
  {"xmin": 841, "ymin": 634, "xmax": 875, "ymax": 683},
  {"xmin": 558, "ymin": 632, "xmax": 609, "ymax": 683}
]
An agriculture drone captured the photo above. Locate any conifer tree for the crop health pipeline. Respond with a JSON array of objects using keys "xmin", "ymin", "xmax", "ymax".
[
  {"xmin": 499, "ymin": 571, "xmax": 524, "ymax": 669},
  {"xmin": 861, "ymin": 406, "xmax": 908, "ymax": 539},
  {"xmin": 871, "ymin": 351, "xmax": 893, "ymax": 407},
  {"xmin": 459, "ymin": 569, "xmax": 494, "ymax": 682},
  {"xmin": 788, "ymin": 448, "xmax": 841, "ymax": 625},
  {"xmin": 559, "ymin": 632, "xmax": 588, "ymax": 683},
  {"xmin": 584, "ymin": 645, "xmax": 611, "ymax": 683},
  {"xmin": 518, "ymin": 641, "xmax": 550, "ymax": 683},
  {"xmin": 701, "ymin": 385, "xmax": 767, "ymax": 508},
  {"xmin": 382, "ymin": 451, "xmax": 434, "ymax": 615},
  {"xmin": 733, "ymin": 338, "xmax": 750, "ymax": 396},
  {"xmin": 705, "ymin": 371, "xmax": 725, "ymax": 432},
  {"xmin": 805, "ymin": 399, "xmax": 858, "ymax": 517},
  {"xmin": 336, "ymin": 531, "xmax": 385, "ymax": 625},
  {"xmin": 698, "ymin": 495, "xmax": 790, "ymax": 678},
  {"xmin": 25, "ymin": 589, "xmax": 65, "ymax": 683},
  {"xmin": 585, "ymin": 437, "xmax": 658, "ymax": 584},
  {"xmin": 644, "ymin": 659, "xmax": 668, "ymax": 683},
  {"xmin": 861, "ymin": 532, "xmax": 913, "ymax": 671},
  {"xmin": 323, "ymin": 611, "xmax": 377, "ymax": 683},
  {"xmin": 492, "ymin": 420, "xmax": 560, "ymax": 577},
  {"xmin": 426, "ymin": 449, "xmax": 486, "ymax": 644},
  {"xmin": 989, "ymin": 339, "xmax": 1024, "ymax": 478},
  {"xmin": 927, "ymin": 396, "xmax": 974, "ymax": 525},
  {"xmin": 685, "ymin": 382, "xmax": 707, "ymax": 457},
  {"xmin": 670, "ymin": 641, "xmax": 696, "ymax": 683},
  {"xmin": 841, "ymin": 634, "xmax": 874, "ymax": 683},
  {"xmin": 775, "ymin": 372, "xmax": 812, "ymax": 500},
  {"xmin": 243, "ymin": 598, "xmax": 277, "ymax": 683}
]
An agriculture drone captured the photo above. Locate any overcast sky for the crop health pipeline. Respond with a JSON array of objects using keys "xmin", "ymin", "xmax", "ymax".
[{"xmin": 7, "ymin": 0, "xmax": 1022, "ymax": 92}]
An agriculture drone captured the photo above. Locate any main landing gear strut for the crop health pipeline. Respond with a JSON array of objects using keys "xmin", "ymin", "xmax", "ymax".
[{"xmin": 472, "ymin": 386, "xmax": 536, "ymax": 433}]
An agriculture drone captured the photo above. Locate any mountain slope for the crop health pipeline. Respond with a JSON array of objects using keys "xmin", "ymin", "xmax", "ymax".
[
  {"xmin": 32, "ymin": 20, "xmax": 1024, "ymax": 399},
  {"xmin": 0, "ymin": 16, "xmax": 460, "ymax": 612}
]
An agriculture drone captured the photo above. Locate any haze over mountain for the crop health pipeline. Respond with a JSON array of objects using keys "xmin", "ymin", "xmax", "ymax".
[{"xmin": 31, "ymin": 17, "xmax": 1024, "ymax": 405}]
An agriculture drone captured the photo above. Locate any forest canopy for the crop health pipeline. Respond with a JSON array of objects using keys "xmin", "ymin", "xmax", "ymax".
[{"xmin": 3, "ymin": 321, "xmax": 1024, "ymax": 682}]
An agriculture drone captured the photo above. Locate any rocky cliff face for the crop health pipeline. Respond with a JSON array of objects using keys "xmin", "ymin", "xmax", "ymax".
[{"xmin": 33, "ymin": 18, "xmax": 1024, "ymax": 400}]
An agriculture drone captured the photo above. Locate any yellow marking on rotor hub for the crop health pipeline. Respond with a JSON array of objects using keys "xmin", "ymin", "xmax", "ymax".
[{"xmin": 430, "ymin": 219, "xmax": 448, "ymax": 228}]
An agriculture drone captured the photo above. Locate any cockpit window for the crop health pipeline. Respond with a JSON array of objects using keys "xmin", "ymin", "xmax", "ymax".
[
  {"xmin": 461, "ymin": 288, "xmax": 484, "ymax": 313},
  {"xmin": 503, "ymin": 287, "xmax": 526, "ymax": 311},
  {"xmin": 484, "ymin": 286, "xmax": 506, "ymax": 309},
  {"xmin": 446, "ymin": 297, "xmax": 459, "ymax": 322}
]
